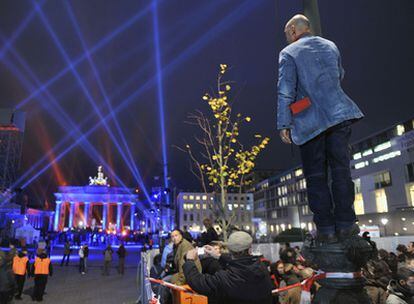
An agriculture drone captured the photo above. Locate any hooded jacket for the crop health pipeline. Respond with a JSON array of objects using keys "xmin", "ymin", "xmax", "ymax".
[
  {"xmin": 386, "ymin": 280, "xmax": 414, "ymax": 304},
  {"xmin": 183, "ymin": 254, "xmax": 272, "ymax": 304}
]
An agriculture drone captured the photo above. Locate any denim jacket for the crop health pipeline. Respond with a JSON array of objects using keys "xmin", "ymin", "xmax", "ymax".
[{"xmin": 277, "ymin": 34, "xmax": 364, "ymax": 145}]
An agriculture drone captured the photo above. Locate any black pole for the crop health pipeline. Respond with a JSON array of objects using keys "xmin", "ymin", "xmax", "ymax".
[{"xmin": 303, "ymin": 0, "xmax": 322, "ymax": 36}]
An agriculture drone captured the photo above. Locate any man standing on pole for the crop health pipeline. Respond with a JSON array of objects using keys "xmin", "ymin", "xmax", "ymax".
[{"xmin": 277, "ymin": 15, "xmax": 364, "ymax": 243}]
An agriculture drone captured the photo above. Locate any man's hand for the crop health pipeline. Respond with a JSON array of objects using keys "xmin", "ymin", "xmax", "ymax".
[
  {"xmin": 279, "ymin": 129, "xmax": 292, "ymax": 144},
  {"xmin": 186, "ymin": 249, "xmax": 198, "ymax": 261}
]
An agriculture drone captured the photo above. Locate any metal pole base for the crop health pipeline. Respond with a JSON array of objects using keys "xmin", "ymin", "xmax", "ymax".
[{"xmin": 302, "ymin": 234, "xmax": 376, "ymax": 303}]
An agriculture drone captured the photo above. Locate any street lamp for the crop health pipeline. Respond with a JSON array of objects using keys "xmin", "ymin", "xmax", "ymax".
[{"xmin": 381, "ymin": 218, "xmax": 389, "ymax": 236}]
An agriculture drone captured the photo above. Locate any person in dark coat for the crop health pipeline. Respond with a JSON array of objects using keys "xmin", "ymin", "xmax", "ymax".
[
  {"xmin": 117, "ymin": 243, "xmax": 126, "ymax": 275},
  {"xmin": 0, "ymin": 251, "xmax": 16, "ymax": 304},
  {"xmin": 363, "ymin": 259, "xmax": 392, "ymax": 304},
  {"xmin": 183, "ymin": 231, "xmax": 272, "ymax": 304},
  {"xmin": 60, "ymin": 240, "xmax": 71, "ymax": 266},
  {"xmin": 198, "ymin": 218, "xmax": 219, "ymax": 246},
  {"xmin": 182, "ymin": 226, "xmax": 193, "ymax": 243},
  {"xmin": 150, "ymin": 254, "xmax": 163, "ymax": 294}
]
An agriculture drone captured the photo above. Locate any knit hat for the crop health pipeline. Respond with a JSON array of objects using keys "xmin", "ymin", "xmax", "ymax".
[{"xmin": 227, "ymin": 231, "xmax": 253, "ymax": 253}]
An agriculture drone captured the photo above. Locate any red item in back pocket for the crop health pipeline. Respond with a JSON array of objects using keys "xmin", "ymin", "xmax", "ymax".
[{"xmin": 290, "ymin": 97, "xmax": 311, "ymax": 115}]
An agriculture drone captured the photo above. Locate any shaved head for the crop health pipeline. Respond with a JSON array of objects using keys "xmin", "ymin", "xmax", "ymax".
[{"xmin": 284, "ymin": 14, "xmax": 311, "ymax": 44}]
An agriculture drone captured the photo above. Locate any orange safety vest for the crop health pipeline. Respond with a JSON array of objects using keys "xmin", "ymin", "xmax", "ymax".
[
  {"xmin": 34, "ymin": 257, "xmax": 50, "ymax": 275},
  {"xmin": 13, "ymin": 256, "xmax": 28, "ymax": 275}
]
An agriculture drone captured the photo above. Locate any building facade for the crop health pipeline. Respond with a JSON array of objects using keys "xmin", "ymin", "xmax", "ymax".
[
  {"xmin": 177, "ymin": 192, "xmax": 254, "ymax": 235},
  {"xmin": 253, "ymin": 118, "xmax": 414, "ymax": 237},
  {"xmin": 253, "ymin": 167, "xmax": 313, "ymax": 238}
]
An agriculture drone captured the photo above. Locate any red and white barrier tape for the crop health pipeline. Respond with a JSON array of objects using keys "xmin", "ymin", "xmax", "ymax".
[{"xmin": 272, "ymin": 270, "xmax": 362, "ymax": 294}]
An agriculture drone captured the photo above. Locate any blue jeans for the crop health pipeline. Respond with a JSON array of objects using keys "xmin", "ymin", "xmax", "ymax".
[{"xmin": 299, "ymin": 121, "xmax": 356, "ymax": 234}]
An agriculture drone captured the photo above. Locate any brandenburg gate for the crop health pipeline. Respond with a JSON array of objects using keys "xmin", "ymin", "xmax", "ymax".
[{"xmin": 53, "ymin": 167, "xmax": 138, "ymax": 232}]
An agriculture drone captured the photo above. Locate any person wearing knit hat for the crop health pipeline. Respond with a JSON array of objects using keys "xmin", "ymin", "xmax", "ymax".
[{"xmin": 183, "ymin": 231, "xmax": 272, "ymax": 304}]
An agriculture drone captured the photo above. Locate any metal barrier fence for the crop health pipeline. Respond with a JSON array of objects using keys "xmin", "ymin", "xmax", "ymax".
[{"xmin": 137, "ymin": 249, "xmax": 159, "ymax": 304}]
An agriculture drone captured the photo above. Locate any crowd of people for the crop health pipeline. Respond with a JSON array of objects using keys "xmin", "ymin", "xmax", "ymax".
[{"xmin": 149, "ymin": 222, "xmax": 414, "ymax": 304}]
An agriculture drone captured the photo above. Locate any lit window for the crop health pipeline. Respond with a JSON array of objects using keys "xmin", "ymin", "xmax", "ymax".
[
  {"xmin": 307, "ymin": 222, "xmax": 313, "ymax": 231},
  {"xmin": 189, "ymin": 195, "xmax": 194, "ymax": 200},
  {"xmin": 202, "ymin": 204, "xmax": 207, "ymax": 210},
  {"xmin": 372, "ymin": 151, "xmax": 401, "ymax": 163},
  {"xmin": 270, "ymin": 225, "xmax": 274, "ymax": 232},
  {"xmin": 234, "ymin": 204, "xmax": 238, "ymax": 209},
  {"xmin": 196, "ymin": 204, "xmax": 200, "ymax": 209},
  {"xmin": 202, "ymin": 195, "xmax": 207, "ymax": 200},
  {"xmin": 295, "ymin": 169, "xmax": 303, "ymax": 177},
  {"xmin": 353, "ymin": 152, "xmax": 362, "ymax": 160},
  {"xmin": 196, "ymin": 196, "xmax": 200, "ymax": 200},
  {"xmin": 397, "ymin": 124, "xmax": 405, "ymax": 136},
  {"xmin": 355, "ymin": 161, "xmax": 369, "ymax": 169},
  {"xmin": 228, "ymin": 204, "xmax": 233, "ymax": 211},
  {"xmin": 183, "ymin": 195, "xmax": 188, "ymax": 200},
  {"xmin": 354, "ymin": 193, "xmax": 364, "ymax": 215},
  {"xmin": 374, "ymin": 141, "xmax": 391, "ymax": 152},
  {"xmin": 245, "ymin": 225, "xmax": 250, "ymax": 230},
  {"xmin": 354, "ymin": 178, "xmax": 361, "ymax": 193},
  {"xmin": 362, "ymin": 149, "xmax": 373, "ymax": 157},
  {"xmin": 374, "ymin": 171, "xmax": 392, "ymax": 189},
  {"xmin": 375, "ymin": 189, "xmax": 388, "ymax": 213},
  {"xmin": 288, "ymin": 224, "xmax": 292, "ymax": 229},
  {"xmin": 246, "ymin": 204, "xmax": 251, "ymax": 211},
  {"xmin": 406, "ymin": 184, "xmax": 414, "ymax": 207}
]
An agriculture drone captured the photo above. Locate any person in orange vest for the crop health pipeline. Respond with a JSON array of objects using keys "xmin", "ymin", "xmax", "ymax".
[
  {"xmin": 12, "ymin": 250, "xmax": 30, "ymax": 300},
  {"xmin": 31, "ymin": 250, "xmax": 53, "ymax": 302}
]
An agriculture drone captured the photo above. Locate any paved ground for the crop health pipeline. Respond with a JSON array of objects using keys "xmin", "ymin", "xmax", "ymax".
[{"xmin": 15, "ymin": 246, "xmax": 142, "ymax": 304}]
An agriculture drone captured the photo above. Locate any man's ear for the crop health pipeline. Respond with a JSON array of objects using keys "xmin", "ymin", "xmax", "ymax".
[{"xmin": 399, "ymin": 279, "xmax": 406, "ymax": 286}]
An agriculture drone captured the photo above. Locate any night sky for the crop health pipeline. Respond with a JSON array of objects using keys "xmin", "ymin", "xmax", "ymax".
[{"xmin": 0, "ymin": 0, "xmax": 413, "ymax": 207}]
